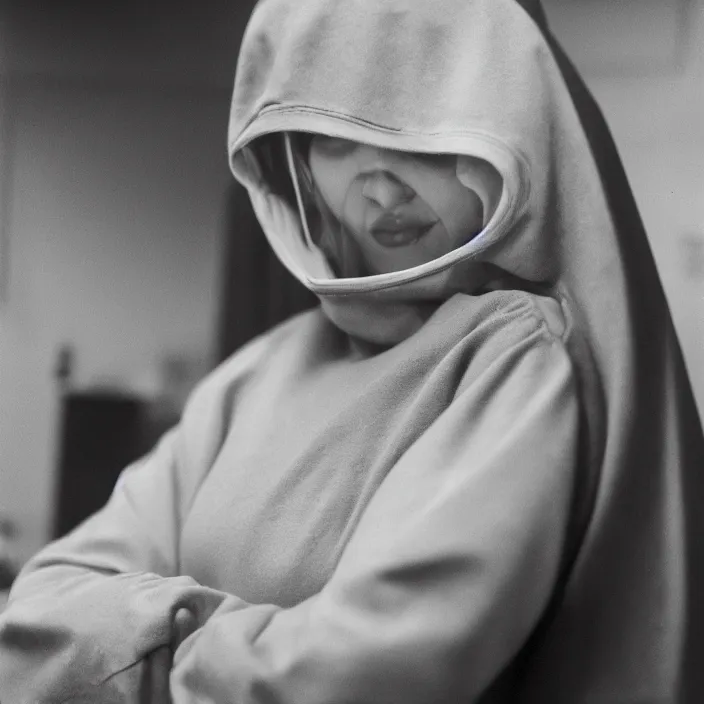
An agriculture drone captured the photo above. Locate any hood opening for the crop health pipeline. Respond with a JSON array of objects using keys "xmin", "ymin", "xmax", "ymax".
[{"xmin": 239, "ymin": 130, "xmax": 506, "ymax": 287}]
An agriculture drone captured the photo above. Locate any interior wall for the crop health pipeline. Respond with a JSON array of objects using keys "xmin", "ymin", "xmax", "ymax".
[
  {"xmin": 590, "ymin": 75, "xmax": 704, "ymax": 411},
  {"xmin": 545, "ymin": 0, "xmax": 704, "ymax": 414},
  {"xmin": 0, "ymin": 78, "xmax": 232, "ymax": 562},
  {"xmin": 0, "ymin": 0, "xmax": 254, "ymax": 566}
]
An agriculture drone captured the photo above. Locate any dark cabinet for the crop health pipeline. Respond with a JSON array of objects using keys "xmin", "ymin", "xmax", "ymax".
[{"xmin": 52, "ymin": 391, "xmax": 149, "ymax": 539}]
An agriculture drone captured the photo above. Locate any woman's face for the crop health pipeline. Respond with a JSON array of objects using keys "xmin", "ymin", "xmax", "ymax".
[{"xmin": 307, "ymin": 136, "xmax": 487, "ymax": 275}]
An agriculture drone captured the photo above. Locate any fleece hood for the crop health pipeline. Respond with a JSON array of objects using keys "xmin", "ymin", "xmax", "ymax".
[
  {"xmin": 227, "ymin": 0, "xmax": 618, "ymax": 349},
  {"xmin": 228, "ymin": 0, "xmax": 704, "ymax": 700}
]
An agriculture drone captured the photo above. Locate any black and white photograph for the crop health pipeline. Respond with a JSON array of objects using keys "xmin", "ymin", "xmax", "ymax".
[{"xmin": 0, "ymin": 1, "xmax": 703, "ymax": 701}]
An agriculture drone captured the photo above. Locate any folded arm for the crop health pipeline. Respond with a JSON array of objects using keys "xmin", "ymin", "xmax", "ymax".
[
  {"xmin": 0, "ymin": 358, "xmax": 243, "ymax": 703},
  {"xmin": 170, "ymin": 333, "xmax": 580, "ymax": 703}
]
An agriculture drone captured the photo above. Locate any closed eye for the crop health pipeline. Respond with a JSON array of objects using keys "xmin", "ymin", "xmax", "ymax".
[
  {"xmin": 311, "ymin": 135, "xmax": 358, "ymax": 157},
  {"xmin": 409, "ymin": 152, "xmax": 456, "ymax": 169}
]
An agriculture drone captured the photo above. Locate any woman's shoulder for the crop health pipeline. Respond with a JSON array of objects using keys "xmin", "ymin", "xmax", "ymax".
[
  {"xmin": 436, "ymin": 288, "xmax": 572, "ymax": 358},
  {"xmin": 468, "ymin": 288, "xmax": 568, "ymax": 340},
  {"xmin": 434, "ymin": 289, "xmax": 577, "ymax": 397}
]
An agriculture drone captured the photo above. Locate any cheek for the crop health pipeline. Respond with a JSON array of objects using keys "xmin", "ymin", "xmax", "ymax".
[
  {"xmin": 308, "ymin": 153, "xmax": 352, "ymax": 220},
  {"xmin": 436, "ymin": 184, "xmax": 485, "ymax": 240}
]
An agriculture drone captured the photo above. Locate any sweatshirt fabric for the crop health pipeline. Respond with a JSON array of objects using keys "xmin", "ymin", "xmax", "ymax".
[{"xmin": 1, "ymin": 0, "xmax": 703, "ymax": 702}]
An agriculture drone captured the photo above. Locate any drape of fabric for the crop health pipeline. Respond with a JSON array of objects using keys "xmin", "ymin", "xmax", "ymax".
[
  {"xmin": 511, "ymin": 2, "xmax": 704, "ymax": 699},
  {"xmin": 226, "ymin": 0, "xmax": 704, "ymax": 697},
  {"xmin": 0, "ymin": 293, "xmax": 580, "ymax": 703},
  {"xmin": 0, "ymin": 1, "xmax": 702, "ymax": 703}
]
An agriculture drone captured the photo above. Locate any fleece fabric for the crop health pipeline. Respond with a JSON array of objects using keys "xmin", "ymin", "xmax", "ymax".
[{"xmin": 1, "ymin": 0, "xmax": 703, "ymax": 702}]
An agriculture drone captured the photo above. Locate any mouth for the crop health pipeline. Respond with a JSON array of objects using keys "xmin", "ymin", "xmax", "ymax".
[{"xmin": 369, "ymin": 214, "xmax": 438, "ymax": 249}]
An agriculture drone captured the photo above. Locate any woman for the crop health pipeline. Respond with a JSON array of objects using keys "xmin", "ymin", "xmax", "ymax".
[{"xmin": 1, "ymin": 0, "xmax": 703, "ymax": 701}]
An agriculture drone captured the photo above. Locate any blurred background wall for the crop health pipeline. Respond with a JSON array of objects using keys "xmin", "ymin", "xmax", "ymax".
[
  {"xmin": 0, "ymin": 0, "xmax": 252, "ymax": 564},
  {"xmin": 0, "ymin": 0, "xmax": 702, "ymax": 567},
  {"xmin": 545, "ymin": 0, "xmax": 704, "ymax": 410}
]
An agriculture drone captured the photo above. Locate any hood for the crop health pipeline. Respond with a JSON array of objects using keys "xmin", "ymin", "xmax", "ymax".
[
  {"xmin": 229, "ymin": 0, "xmax": 559, "ymax": 345},
  {"xmin": 226, "ymin": 0, "xmax": 638, "ymax": 351},
  {"xmin": 228, "ymin": 0, "xmax": 704, "ymax": 700}
]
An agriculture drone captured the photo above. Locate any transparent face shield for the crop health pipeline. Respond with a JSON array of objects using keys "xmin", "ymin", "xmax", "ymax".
[{"xmin": 283, "ymin": 132, "xmax": 501, "ymax": 279}]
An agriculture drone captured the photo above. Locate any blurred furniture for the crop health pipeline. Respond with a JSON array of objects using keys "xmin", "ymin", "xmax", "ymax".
[
  {"xmin": 1, "ymin": 518, "xmax": 18, "ymax": 600},
  {"xmin": 0, "ymin": 558, "xmax": 14, "ymax": 590},
  {"xmin": 52, "ymin": 390, "xmax": 151, "ymax": 539},
  {"xmin": 0, "ymin": 548, "xmax": 15, "ymax": 594}
]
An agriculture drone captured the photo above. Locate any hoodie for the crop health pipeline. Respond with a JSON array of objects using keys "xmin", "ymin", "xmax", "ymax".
[{"xmin": 1, "ymin": 1, "xmax": 703, "ymax": 702}]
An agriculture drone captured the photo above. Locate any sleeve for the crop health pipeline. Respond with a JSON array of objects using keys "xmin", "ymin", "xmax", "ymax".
[
  {"xmin": 169, "ymin": 334, "xmax": 581, "ymax": 703},
  {"xmin": 0, "ymin": 360, "xmax": 242, "ymax": 704}
]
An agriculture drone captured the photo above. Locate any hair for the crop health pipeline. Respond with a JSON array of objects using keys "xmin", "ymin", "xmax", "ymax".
[{"xmin": 250, "ymin": 131, "xmax": 369, "ymax": 277}]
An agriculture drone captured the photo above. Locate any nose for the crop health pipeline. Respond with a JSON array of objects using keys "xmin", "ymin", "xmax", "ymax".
[{"xmin": 361, "ymin": 170, "xmax": 416, "ymax": 210}]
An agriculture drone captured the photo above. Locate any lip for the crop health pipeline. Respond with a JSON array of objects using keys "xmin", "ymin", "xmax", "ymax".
[{"xmin": 369, "ymin": 214, "xmax": 438, "ymax": 249}]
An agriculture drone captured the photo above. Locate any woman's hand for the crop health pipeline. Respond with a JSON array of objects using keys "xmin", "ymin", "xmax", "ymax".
[
  {"xmin": 140, "ymin": 608, "xmax": 199, "ymax": 703},
  {"xmin": 171, "ymin": 607, "xmax": 199, "ymax": 653}
]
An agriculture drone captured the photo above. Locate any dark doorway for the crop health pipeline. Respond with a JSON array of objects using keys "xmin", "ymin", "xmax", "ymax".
[{"xmin": 216, "ymin": 183, "xmax": 318, "ymax": 362}]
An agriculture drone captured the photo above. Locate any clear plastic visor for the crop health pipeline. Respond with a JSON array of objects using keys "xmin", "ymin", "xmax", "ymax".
[{"xmin": 283, "ymin": 132, "xmax": 502, "ymax": 279}]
